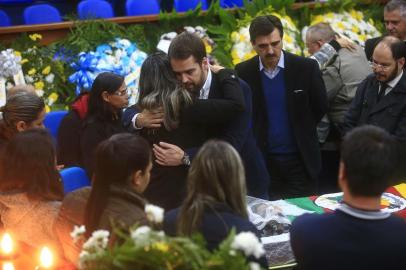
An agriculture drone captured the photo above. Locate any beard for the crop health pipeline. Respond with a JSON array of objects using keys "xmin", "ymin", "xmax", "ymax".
[{"xmin": 376, "ymin": 62, "xmax": 399, "ymax": 83}]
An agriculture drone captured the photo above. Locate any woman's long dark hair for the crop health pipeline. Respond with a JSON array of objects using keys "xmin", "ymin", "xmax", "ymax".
[
  {"xmin": 138, "ymin": 52, "xmax": 192, "ymax": 130},
  {"xmin": 87, "ymin": 72, "xmax": 124, "ymax": 121},
  {"xmin": 84, "ymin": 133, "xmax": 151, "ymax": 236},
  {"xmin": 177, "ymin": 140, "xmax": 247, "ymax": 236},
  {"xmin": 0, "ymin": 92, "xmax": 45, "ymax": 141},
  {"xmin": 0, "ymin": 129, "xmax": 63, "ymax": 201}
]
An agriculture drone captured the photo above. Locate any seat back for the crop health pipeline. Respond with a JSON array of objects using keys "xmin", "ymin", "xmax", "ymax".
[
  {"xmin": 220, "ymin": 0, "xmax": 244, "ymax": 8},
  {"xmin": 44, "ymin": 110, "xmax": 68, "ymax": 141},
  {"xmin": 60, "ymin": 167, "xmax": 91, "ymax": 194},
  {"xmin": 174, "ymin": 0, "xmax": 208, "ymax": 12},
  {"xmin": 24, "ymin": 4, "xmax": 62, "ymax": 24},
  {"xmin": 125, "ymin": 0, "xmax": 160, "ymax": 16},
  {"xmin": 78, "ymin": 0, "xmax": 114, "ymax": 19},
  {"xmin": 0, "ymin": 9, "xmax": 10, "ymax": 27}
]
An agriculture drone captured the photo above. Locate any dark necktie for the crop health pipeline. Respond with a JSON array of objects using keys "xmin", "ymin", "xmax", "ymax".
[{"xmin": 377, "ymin": 82, "xmax": 388, "ymax": 102}]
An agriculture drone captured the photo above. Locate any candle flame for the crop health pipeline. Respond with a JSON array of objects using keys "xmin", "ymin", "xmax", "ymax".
[
  {"xmin": 40, "ymin": 247, "xmax": 53, "ymax": 268},
  {"xmin": 0, "ymin": 234, "xmax": 13, "ymax": 255},
  {"xmin": 2, "ymin": 262, "xmax": 14, "ymax": 270}
]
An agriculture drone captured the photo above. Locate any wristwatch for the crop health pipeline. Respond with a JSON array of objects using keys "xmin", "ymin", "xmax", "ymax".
[{"xmin": 181, "ymin": 153, "xmax": 191, "ymax": 166}]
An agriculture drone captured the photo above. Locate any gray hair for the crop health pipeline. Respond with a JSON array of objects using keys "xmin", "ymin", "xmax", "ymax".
[
  {"xmin": 385, "ymin": 0, "xmax": 406, "ymax": 18},
  {"xmin": 306, "ymin": 22, "xmax": 336, "ymax": 43}
]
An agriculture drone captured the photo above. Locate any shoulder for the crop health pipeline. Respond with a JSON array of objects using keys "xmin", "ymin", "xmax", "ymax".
[
  {"xmin": 163, "ymin": 208, "xmax": 180, "ymax": 235},
  {"xmin": 365, "ymin": 37, "xmax": 381, "ymax": 47},
  {"xmin": 235, "ymin": 56, "xmax": 258, "ymax": 72},
  {"xmin": 291, "ymin": 213, "xmax": 337, "ymax": 236},
  {"xmin": 285, "ymin": 51, "xmax": 318, "ymax": 68}
]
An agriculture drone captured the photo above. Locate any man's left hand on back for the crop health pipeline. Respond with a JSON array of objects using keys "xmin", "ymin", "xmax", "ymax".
[{"xmin": 153, "ymin": 142, "xmax": 184, "ymax": 166}]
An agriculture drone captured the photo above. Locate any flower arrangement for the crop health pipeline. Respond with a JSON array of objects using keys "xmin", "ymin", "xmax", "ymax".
[
  {"xmin": 158, "ymin": 26, "xmax": 217, "ymax": 64},
  {"xmin": 230, "ymin": 12, "xmax": 302, "ymax": 65},
  {"xmin": 306, "ymin": 9, "xmax": 381, "ymax": 47},
  {"xmin": 0, "ymin": 48, "xmax": 23, "ymax": 106},
  {"xmin": 73, "ymin": 203, "xmax": 266, "ymax": 270},
  {"xmin": 69, "ymin": 38, "xmax": 148, "ymax": 105},
  {"xmin": 2, "ymin": 34, "xmax": 73, "ymax": 111}
]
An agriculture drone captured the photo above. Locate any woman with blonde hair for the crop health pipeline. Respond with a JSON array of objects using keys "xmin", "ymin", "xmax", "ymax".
[{"xmin": 164, "ymin": 140, "xmax": 262, "ymax": 250}]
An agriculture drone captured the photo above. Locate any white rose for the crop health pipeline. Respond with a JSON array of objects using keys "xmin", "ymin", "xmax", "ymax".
[
  {"xmin": 70, "ymin": 225, "xmax": 86, "ymax": 243},
  {"xmin": 45, "ymin": 73, "xmax": 55, "ymax": 84},
  {"xmin": 231, "ymin": 232, "xmax": 265, "ymax": 259},
  {"xmin": 249, "ymin": 262, "xmax": 261, "ymax": 270},
  {"xmin": 145, "ymin": 204, "xmax": 164, "ymax": 223}
]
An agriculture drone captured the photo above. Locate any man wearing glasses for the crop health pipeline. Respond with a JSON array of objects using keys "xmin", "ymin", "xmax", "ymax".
[{"xmin": 343, "ymin": 36, "xmax": 406, "ymax": 142}]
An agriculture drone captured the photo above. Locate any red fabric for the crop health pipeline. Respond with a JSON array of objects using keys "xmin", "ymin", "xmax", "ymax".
[{"xmin": 71, "ymin": 94, "xmax": 89, "ymax": 120}]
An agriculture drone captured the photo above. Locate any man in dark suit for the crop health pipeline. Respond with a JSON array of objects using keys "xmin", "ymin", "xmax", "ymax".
[
  {"xmin": 290, "ymin": 125, "xmax": 406, "ymax": 270},
  {"xmin": 124, "ymin": 32, "xmax": 270, "ymax": 199},
  {"xmin": 364, "ymin": 0, "xmax": 406, "ymax": 61},
  {"xmin": 235, "ymin": 15, "xmax": 327, "ymax": 199},
  {"xmin": 343, "ymin": 37, "xmax": 406, "ymax": 138}
]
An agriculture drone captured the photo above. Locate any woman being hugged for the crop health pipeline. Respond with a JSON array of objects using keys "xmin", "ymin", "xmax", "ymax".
[
  {"xmin": 0, "ymin": 129, "xmax": 63, "ymax": 251},
  {"xmin": 84, "ymin": 133, "xmax": 152, "ymax": 236},
  {"xmin": 81, "ymin": 72, "xmax": 129, "ymax": 177}
]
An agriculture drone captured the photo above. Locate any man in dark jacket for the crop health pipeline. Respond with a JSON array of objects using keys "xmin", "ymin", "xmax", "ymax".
[
  {"xmin": 364, "ymin": 0, "xmax": 406, "ymax": 61},
  {"xmin": 235, "ymin": 15, "xmax": 327, "ymax": 199}
]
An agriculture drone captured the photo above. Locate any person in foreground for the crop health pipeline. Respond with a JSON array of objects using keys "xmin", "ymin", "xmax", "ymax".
[
  {"xmin": 164, "ymin": 140, "xmax": 267, "ymax": 268},
  {"xmin": 84, "ymin": 133, "xmax": 152, "ymax": 237},
  {"xmin": 290, "ymin": 125, "xmax": 406, "ymax": 270},
  {"xmin": 0, "ymin": 129, "xmax": 63, "ymax": 252}
]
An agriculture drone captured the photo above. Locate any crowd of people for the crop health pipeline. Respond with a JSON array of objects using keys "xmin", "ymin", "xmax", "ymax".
[{"xmin": 0, "ymin": 0, "xmax": 406, "ymax": 269}]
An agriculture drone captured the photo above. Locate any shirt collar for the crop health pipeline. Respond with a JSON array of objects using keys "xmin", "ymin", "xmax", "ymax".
[
  {"xmin": 200, "ymin": 67, "xmax": 212, "ymax": 99},
  {"xmin": 259, "ymin": 51, "xmax": 285, "ymax": 71},
  {"xmin": 386, "ymin": 70, "xmax": 403, "ymax": 89},
  {"xmin": 337, "ymin": 202, "xmax": 390, "ymax": 220}
]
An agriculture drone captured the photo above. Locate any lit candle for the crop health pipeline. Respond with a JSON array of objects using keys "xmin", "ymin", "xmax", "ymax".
[
  {"xmin": 0, "ymin": 234, "xmax": 16, "ymax": 259},
  {"xmin": 2, "ymin": 262, "xmax": 14, "ymax": 270},
  {"xmin": 37, "ymin": 247, "xmax": 53, "ymax": 269}
]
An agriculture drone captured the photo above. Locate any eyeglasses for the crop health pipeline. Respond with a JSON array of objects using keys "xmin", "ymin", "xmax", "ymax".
[
  {"xmin": 113, "ymin": 88, "xmax": 129, "ymax": 97},
  {"xmin": 369, "ymin": 61, "xmax": 392, "ymax": 71}
]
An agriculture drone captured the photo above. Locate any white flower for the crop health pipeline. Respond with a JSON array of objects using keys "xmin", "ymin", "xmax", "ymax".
[
  {"xmin": 70, "ymin": 225, "xmax": 86, "ymax": 243},
  {"xmin": 145, "ymin": 204, "xmax": 164, "ymax": 223},
  {"xmin": 249, "ymin": 262, "xmax": 261, "ymax": 270},
  {"xmin": 35, "ymin": 89, "xmax": 44, "ymax": 97},
  {"xmin": 130, "ymin": 225, "xmax": 151, "ymax": 240},
  {"xmin": 82, "ymin": 230, "xmax": 110, "ymax": 252},
  {"xmin": 25, "ymin": 75, "xmax": 34, "ymax": 83},
  {"xmin": 45, "ymin": 73, "xmax": 55, "ymax": 84},
  {"xmin": 231, "ymin": 232, "xmax": 265, "ymax": 259}
]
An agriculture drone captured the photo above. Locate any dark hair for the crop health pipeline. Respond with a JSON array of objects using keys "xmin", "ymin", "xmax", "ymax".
[
  {"xmin": 168, "ymin": 32, "xmax": 206, "ymax": 64},
  {"xmin": 138, "ymin": 52, "xmax": 192, "ymax": 130},
  {"xmin": 0, "ymin": 92, "xmax": 45, "ymax": 141},
  {"xmin": 249, "ymin": 15, "xmax": 284, "ymax": 42},
  {"xmin": 0, "ymin": 129, "xmax": 63, "ymax": 201},
  {"xmin": 177, "ymin": 140, "xmax": 247, "ymax": 236},
  {"xmin": 84, "ymin": 133, "xmax": 151, "ymax": 235},
  {"xmin": 87, "ymin": 72, "xmax": 124, "ymax": 120},
  {"xmin": 376, "ymin": 36, "xmax": 406, "ymax": 60},
  {"xmin": 341, "ymin": 125, "xmax": 398, "ymax": 197}
]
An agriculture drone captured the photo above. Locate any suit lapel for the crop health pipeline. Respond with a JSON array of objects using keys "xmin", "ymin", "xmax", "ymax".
[
  {"xmin": 283, "ymin": 52, "xmax": 294, "ymax": 113},
  {"xmin": 208, "ymin": 71, "xmax": 218, "ymax": 99},
  {"xmin": 370, "ymin": 72, "xmax": 406, "ymax": 115}
]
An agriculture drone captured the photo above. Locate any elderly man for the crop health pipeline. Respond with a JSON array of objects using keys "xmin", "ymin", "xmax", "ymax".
[
  {"xmin": 365, "ymin": 0, "xmax": 406, "ymax": 61},
  {"xmin": 343, "ymin": 36, "xmax": 406, "ymax": 138},
  {"xmin": 290, "ymin": 125, "xmax": 406, "ymax": 270},
  {"xmin": 306, "ymin": 22, "xmax": 372, "ymax": 142},
  {"xmin": 235, "ymin": 15, "xmax": 327, "ymax": 199}
]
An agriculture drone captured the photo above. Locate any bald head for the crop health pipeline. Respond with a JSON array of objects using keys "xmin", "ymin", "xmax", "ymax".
[
  {"xmin": 372, "ymin": 36, "xmax": 405, "ymax": 82},
  {"xmin": 306, "ymin": 23, "xmax": 336, "ymax": 55}
]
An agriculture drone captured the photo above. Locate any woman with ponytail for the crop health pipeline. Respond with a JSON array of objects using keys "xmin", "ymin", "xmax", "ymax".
[
  {"xmin": 0, "ymin": 91, "xmax": 45, "ymax": 148},
  {"xmin": 84, "ymin": 133, "xmax": 152, "ymax": 236}
]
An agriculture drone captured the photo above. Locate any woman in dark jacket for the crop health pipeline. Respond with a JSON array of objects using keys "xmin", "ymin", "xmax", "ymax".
[
  {"xmin": 164, "ymin": 140, "xmax": 268, "ymax": 267},
  {"xmin": 84, "ymin": 133, "xmax": 152, "ymax": 236},
  {"xmin": 80, "ymin": 72, "xmax": 129, "ymax": 177}
]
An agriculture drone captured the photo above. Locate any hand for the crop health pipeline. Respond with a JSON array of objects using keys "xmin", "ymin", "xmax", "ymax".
[
  {"xmin": 136, "ymin": 108, "xmax": 164, "ymax": 128},
  {"xmin": 210, "ymin": 65, "xmax": 225, "ymax": 73},
  {"xmin": 335, "ymin": 35, "xmax": 356, "ymax": 51},
  {"xmin": 153, "ymin": 142, "xmax": 184, "ymax": 166}
]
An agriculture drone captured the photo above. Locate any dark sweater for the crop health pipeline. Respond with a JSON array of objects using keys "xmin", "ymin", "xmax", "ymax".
[{"xmin": 290, "ymin": 206, "xmax": 406, "ymax": 270}]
